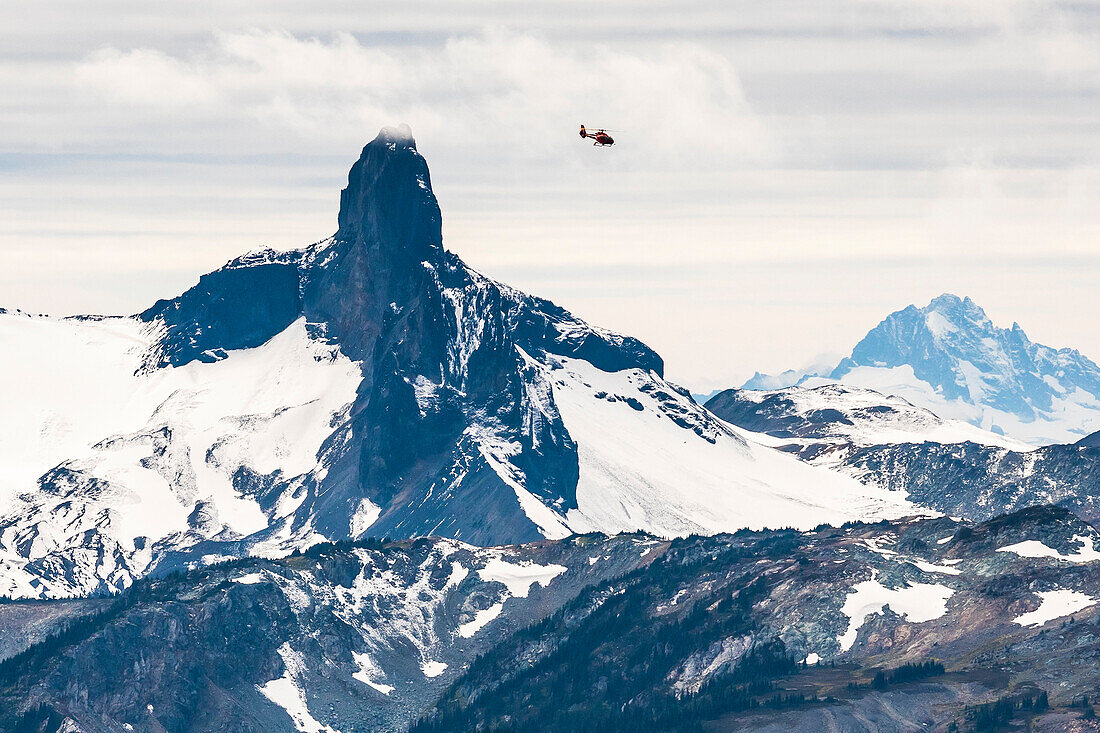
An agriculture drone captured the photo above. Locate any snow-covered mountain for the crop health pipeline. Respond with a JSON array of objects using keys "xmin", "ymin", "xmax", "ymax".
[
  {"xmin": 745, "ymin": 294, "xmax": 1100, "ymax": 445},
  {"xmin": 706, "ymin": 383, "xmax": 1031, "ymax": 464},
  {"xmin": 0, "ymin": 126, "xmax": 913, "ymax": 599}
]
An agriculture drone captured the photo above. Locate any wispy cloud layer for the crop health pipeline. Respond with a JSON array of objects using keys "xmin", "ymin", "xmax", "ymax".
[
  {"xmin": 66, "ymin": 28, "xmax": 774, "ymax": 168},
  {"xmin": 1, "ymin": 2, "xmax": 1099, "ymax": 387}
]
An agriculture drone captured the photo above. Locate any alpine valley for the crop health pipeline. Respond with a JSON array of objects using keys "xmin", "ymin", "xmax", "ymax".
[{"xmin": 4, "ymin": 128, "xmax": 1100, "ymax": 733}]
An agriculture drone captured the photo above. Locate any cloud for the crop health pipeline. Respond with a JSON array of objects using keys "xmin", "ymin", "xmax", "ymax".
[
  {"xmin": 69, "ymin": 28, "xmax": 775, "ymax": 167},
  {"xmin": 3, "ymin": 6, "xmax": 1100, "ymax": 387},
  {"xmin": 854, "ymin": 0, "xmax": 1100, "ymax": 82}
]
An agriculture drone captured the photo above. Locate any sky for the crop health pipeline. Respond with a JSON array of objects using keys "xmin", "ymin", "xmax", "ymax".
[{"xmin": 2, "ymin": 1, "xmax": 1099, "ymax": 391}]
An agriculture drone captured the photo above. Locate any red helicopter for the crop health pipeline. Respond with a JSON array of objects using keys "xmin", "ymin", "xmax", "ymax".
[{"xmin": 579, "ymin": 124, "xmax": 615, "ymax": 146}]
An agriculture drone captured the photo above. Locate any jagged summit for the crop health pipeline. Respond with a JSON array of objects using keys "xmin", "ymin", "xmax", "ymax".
[
  {"xmin": 926, "ymin": 292, "xmax": 983, "ymax": 314},
  {"xmin": 831, "ymin": 293, "xmax": 1100, "ymax": 418},
  {"xmin": 336, "ymin": 125, "xmax": 442, "ymax": 260},
  {"xmin": 834, "ymin": 293, "xmax": 1001, "ymax": 391},
  {"xmin": 743, "ymin": 293, "xmax": 1100, "ymax": 444}
]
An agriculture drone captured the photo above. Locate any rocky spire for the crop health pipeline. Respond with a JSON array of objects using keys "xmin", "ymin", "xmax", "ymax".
[{"xmin": 335, "ymin": 124, "xmax": 443, "ymax": 265}]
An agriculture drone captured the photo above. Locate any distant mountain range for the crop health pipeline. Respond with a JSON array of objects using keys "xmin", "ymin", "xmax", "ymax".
[
  {"xmin": 706, "ymin": 383, "xmax": 1029, "ymax": 456},
  {"xmin": 740, "ymin": 294, "xmax": 1100, "ymax": 445},
  {"xmin": 706, "ymin": 383, "xmax": 1100, "ymax": 524}
]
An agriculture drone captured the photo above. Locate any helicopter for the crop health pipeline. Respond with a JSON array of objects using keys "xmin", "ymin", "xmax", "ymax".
[{"xmin": 579, "ymin": 124, "xmax": 615, "ymax": 147}]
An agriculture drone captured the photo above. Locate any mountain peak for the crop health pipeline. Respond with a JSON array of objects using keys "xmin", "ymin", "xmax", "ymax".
[
  {"xmin": 336, "ymin": 124, "xmax": 442, "ymax": 259},
  {"xmin": 376, "ymin": 123, "xmax": 416, "ymax": 147},
  {"xmin": 926, "ymin": 292, "xmax": 965, "ymax": 310},
  {"xmin": 923, "ymin": 293, "xmax": 991, "ymax": 328},
  {"xmin": 810, "ymin": 294, "xmax": 1100, "ymax": 443}
]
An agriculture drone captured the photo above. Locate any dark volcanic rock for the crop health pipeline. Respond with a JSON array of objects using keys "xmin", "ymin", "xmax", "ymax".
[
  {"xmin": 140, "ymin": 262, "xmax": 302, "ymax": 369},
  {"xmin": 1077, "ymin": 429, "xmax": 1100, "ymax": 448}
]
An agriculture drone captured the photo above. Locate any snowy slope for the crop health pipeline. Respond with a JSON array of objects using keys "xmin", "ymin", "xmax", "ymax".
[
  {"xmin": 543, "ymin": 358, "xmax": 916, "ymax": 536},
  {"xmin": 0, "ymin": 311, "xmax": 361, "ymax": 598},
  {"xmin": 745, "ymin": 294, "xmax": 1100, "ymax": 445}
]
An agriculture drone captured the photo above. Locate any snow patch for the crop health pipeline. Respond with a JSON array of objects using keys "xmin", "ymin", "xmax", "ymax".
[
  {"xmin": 351, "ymin": 651, "xmax": 394, "ymax": 695},
  {"xmin": 421, "ymin": 660, "xmax": 448, "ymax": 678},
  {"xmin": 257, "ymin": 643, "xmax": 336, "ymax": 733},
  {"xmin": 925, "ymin": 312, "xmax": 958, "ymax": 340},
  {"xmin": 1013, "ymin": 589, "xmax": 1097, "ymax": 626},
  {"xmin": 997, "ymin": 536, "xmax": 1100, "ymax": 564},
  {"xmin": 837, "ymin": 575, "xmax": 954, "ymax": 652},
  {"xmin": 446, "ymin": 562, "xmax": 469, "ymax": 589},
  {"xmin": 478, "ymin": 557, "xmax": 566, "ymax": 598},
  {"xmin": 910, "ymin": 559, "xmax": 963, "ymax": 576},
  {"xmin": 861, "ymin": 538, "xmax": 899, "ymax": 557},
  {"xmin": 457, "ymin": 603, "xmax": 505, "ymax": 638},
  {"xmin": 349, "ymin": 498, "xmax": 381, "ymax": 539}
]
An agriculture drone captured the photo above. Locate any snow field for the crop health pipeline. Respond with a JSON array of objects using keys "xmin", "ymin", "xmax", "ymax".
[
  {"xmin": 0, "ymin": 314, "xmax": 362, "ymax": 597},
  {"xmin": 1013, "ymin": 589, "xmax": 1097, "ymax": 627},
  {"xmin": 546, "ymin": 356, "xmax": 920, "ymax": 537},
  {"xmin": 836, "ymin": 574, "xmax": 954, "ymax": 652},
  {"xmin": 258, "ymin": 643, "xmax": 337, "ymax": 733},
  {"xmin": 997, "ymin": 535, "xmax": 1100, "ymax": 563}
]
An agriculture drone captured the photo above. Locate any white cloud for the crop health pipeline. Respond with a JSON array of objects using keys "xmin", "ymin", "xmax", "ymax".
[
  {"xmin": 2, "ymin": 6, "xmax": 1100, "ymax": 388},
  {"xmin": 67, "ymin": 28, "xmax": 774, "ymax": 167}
]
